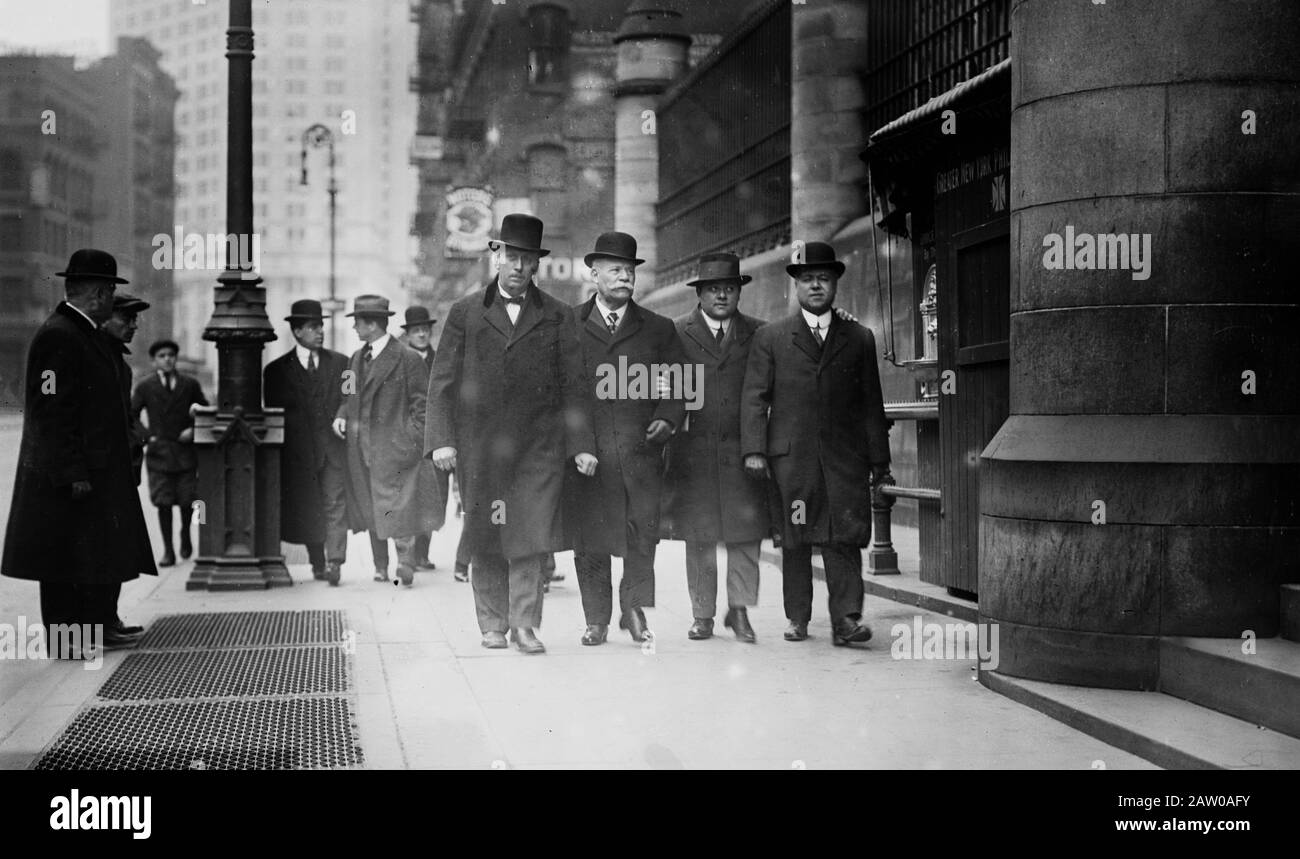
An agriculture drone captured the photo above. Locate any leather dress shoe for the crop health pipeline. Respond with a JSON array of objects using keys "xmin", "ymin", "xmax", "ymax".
[
  {"xmin": 687, "ymin": 618, "xmax": 714, "ymax": 640},
  {"xmin": 481, "ymin": 631, "xmax": 508, "ymax": 649},
  {"xmin": 510, "ymin": 627, "xmax": 546, "ymax": 654},
  {"xmin": 396, "ymin": 564, "xmax": 414, "ymax": 587},
  {"xmin": 310, "ymin": 565, "xmax": 327, "ymax": 581},
  {"xmin": 373, "ymin": 567, "xmax": 390, "ymax": 582},
  {"xmin": 158, "ymin": 551, "xmax": 176, "ymax": 568},
  {"xmin": 415, "ymin": 561, "xmax": 437, "ymax": 571},
  {"xmin": 454, "ymin": 566, "xmax": 470, "ymax": 583},
  {"xmin": 783, "ymin": 621, "xmax": 808, "ymax": 642},
  {"xmin": 113, "ymin": 618, "xmax": 145, "ymax": 636},
  {"xmin": 619, "ymin": 607, "xmax": 650, "ymax": 643},
  {"xmin": 724, "ymin": 607, "xmax": 756, "ymax": 643},
  {"xmin": 102, "ymin": 628, "xmax": 142, "ymax": 651},
  {"xmin": 325, "ymin": 562, "xmax": 341, "ymax": 587},
  {"xmin": 832, "ymin": 618, "xmax": 873, "ymax": 647},
  {"xmin": 581, "ymin": 624, "xmax": 608, "ymax": 646}
]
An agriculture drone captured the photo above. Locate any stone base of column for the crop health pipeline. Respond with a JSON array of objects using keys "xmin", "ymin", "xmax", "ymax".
[{"xmin": 187, "ymin": 556, "xmax": 291, "ymax": 591}]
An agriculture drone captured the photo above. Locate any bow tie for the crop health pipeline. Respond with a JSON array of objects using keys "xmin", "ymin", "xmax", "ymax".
[{"xmin": 501, "ymin": 293, "xmax": 525, "ymax": 305}]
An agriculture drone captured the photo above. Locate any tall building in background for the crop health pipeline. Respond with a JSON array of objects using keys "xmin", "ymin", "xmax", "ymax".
[{"xmin": 110, "ymin": 0, "xmax": 418, "ymax": 375}]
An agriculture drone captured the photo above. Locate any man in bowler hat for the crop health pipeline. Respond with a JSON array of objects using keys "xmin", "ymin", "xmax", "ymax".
[
  {"xmin": 661, "ymin": 253, "xmax": 770, "ymax": 642},
  {"xmin": 426, "ymin": 214, "xmax": 597, "ymax": 654},
  {"xmin": 264, "ymin": 299, "xmax": 351, "ymax": 584},
  {"xmin": 131, "ymin": 338, "xmax": 208, "ymax": 566},
  {"xmin": 2, "ymin": 249, "xmax": 156, "ymax": 654},
  {"xmin": 399, "ymin": 306, "xmax": 448, "ymax": 572},
  {"xmin": 741, "ymin": 241, "xmax": 890, "ymax": 646},
  {"xmin": 333, "ymin": 295, "xmax": 440, "ymax": 586},
  {"xmin": 567, "ymin": 231, "xmax": 686, "ymax": 646}
]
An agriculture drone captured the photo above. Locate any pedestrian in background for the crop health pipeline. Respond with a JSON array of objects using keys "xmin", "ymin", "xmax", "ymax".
[
  {"xmin": 264, "ymin": 299, "xmax": 350, "ymax": 585},
  {"xmin": 131, "ymin": 338, "xmax": 208, "ymax": 567},
  {"xmin": 398, "ymin": 305, "xmax": 447, "ymax": 573},
  {"xmin": 101, "ymin": 293, "xmax": 151, "ymax": 491}
]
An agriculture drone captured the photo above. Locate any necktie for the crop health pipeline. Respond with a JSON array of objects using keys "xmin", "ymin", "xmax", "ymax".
[
  {"xmin": 606, "ymin": 312, "xmax": 618, "ymax": 335},
  {"xmin": 166, "ymin": 373, "xmax": 175, "ymax": 391},
  {"xmin": 813, "ymin": 324, "xmax": 825, "ymax": 346},
  {"xmin": 714, "ymin": 325, "xmax": 725, "ymax": 345},
  {"xmin": 307, "ymin": 352, "xmax": 317, "ymax": 373}
]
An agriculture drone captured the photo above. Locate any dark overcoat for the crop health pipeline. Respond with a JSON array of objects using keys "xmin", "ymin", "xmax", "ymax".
[
  {"xmin": 425, "ymin": 279, "xmax": 594, "ymax": 562},
  {"xmin": 565, "ymin": 297, "xmax": 687, "ymax": 558},
  {"xmin": 1, "ymin": 303, "xmax": 156, "ymax": 584},
  {"xmin": 660, "ymin": 307, "xmax": 772, "ymax": 544},
  {"xmin": 263, "ymin": 347, "xmax": 349, "ymax": 544},
  {"xmin": 106, "ymin": 336, "xmax": 148, "ymax": 486},
  {"xmin": 337, "ymin": 338, "xmax": 439, "ymax": 541},
  {"xmin": 740, "ymin": 311, "xmax": 891, "ymax": 547},
  {"xmin": 131, "ymin": 371, "xmax": 207, "ymax": 474}
]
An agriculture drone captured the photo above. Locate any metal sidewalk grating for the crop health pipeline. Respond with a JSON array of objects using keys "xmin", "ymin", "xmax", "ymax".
[
  {"xmin": 34, "ymin": 697, "xmax": 363, "ymax": 770},
  {"xmin": 134, "ymin": 610, "xmax": 345, "ymax": 650},
  {"xmin": 96, "ymin": 646, "xmax": 349, "ymax": 701}
]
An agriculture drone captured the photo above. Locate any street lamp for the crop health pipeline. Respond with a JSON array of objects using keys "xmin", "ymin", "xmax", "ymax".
[{"xmin": 300, "ymin": 123, "xmax": 339, "ymax": 350}]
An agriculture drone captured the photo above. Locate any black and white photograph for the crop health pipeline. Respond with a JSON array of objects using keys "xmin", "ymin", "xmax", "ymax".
[{"xmin": 0, "ymin": 0, "xmax": 1295, "ymax": 833}]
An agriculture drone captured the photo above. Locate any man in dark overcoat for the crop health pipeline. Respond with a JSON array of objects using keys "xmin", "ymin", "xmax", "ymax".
[
  {"xmin": 567, "ymin": 232, "xmax": 686, "ymax": 646},
  {"xmin": 661, "ymin": 253, "xmax": 769, "ymax": 643},
  {"xmin": 1, "ymin": 249, "xmax": 156, "ymax": 654},
  {"xmin": 264, "ymin": 299, "xmax": 350, "ymax": 585},
  {"xmin": 425, "ymin": 214, "xmax": 597, "ymax": 655},
  {"xmin": 333, "ymin": 295, "xmax": 439, "ymax": 587},
  {"xmin": 398, "ymin": 305, "xmax": 447, "ymax": 572},
  {"xmin": 740, "ymin": 241, "xmax": 890, "ymax": 647},
  {"xmin": 131, "ymin": 338, "xmax": 208, "ymax": 566}
]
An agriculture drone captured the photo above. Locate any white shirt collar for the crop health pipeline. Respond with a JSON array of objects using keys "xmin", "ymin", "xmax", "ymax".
[
  {"xmin": 801, "ymin": 307, "xmax": 832, "ymax": 331},
  {"xmin": 594, "ymin": 295, "xmax": 626, "ymax": 324},
  {"xmin": 699, "ymin": 307, "xmax": 727, "ymax": 334},
  {"xmin": 367, "ymin": 332, "xmax": 391, "ymax": 356},
  {"xmin": 65, "ymin": 301, "xmax": 98, "ymax": 329},
  {"xmin": 294, "ymin": 343, "xmax": 316, "ymax": 369}
]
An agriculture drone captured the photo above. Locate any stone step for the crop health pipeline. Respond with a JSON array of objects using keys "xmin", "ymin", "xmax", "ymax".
[
  {"xmin": 1281, "ymin": 584, "xmax": 1300, "ymax": 642},
  {"xmin": 1159, "ymin": 636, "xmax": 1300, "ymax": 740},
  {"xmin": 983, "ymin": 670, "xmax": 1300, "ymax": 770}
]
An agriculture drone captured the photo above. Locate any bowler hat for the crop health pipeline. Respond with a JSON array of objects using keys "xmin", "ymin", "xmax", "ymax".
[
  {"xmin": 112, "ymin": 292, "xmax": 151, "ymax": 314},
  {"xmin": 786, "ymin": 241, "xmax": 845, "ymax": 278},
  {"xmin": 487, "ymin": 213, "xmax": 551, "ymax": 257},
  {"xmin": 56, "ymin": 248, "xmax": 129, "ymax": 284},
  {"xmin": 285, "ymin": 299, "xmax": 325, "ymax": 323},
  {"xmin": 687, "ymin": 252, "xmax": 752, "ymax": 287},
  {"xmin": 401, "ymin": 306, "xmax": 437, "ymax": 329},
  {"xmin": 345, "ymin": 295, "xmax": 396, "ymax": 318},
  {"xmin": 584, "ymin": 231, "xmax": 645, "ymax": 267},
  {"xmin": 148, "ymin": 339, "xmax": 180, "ymax": 357}
]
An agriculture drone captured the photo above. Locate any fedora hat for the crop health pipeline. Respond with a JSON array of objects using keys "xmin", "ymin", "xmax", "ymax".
[
  {"xmin": 56, "ymin": 248, "xmax": 129, "ymax": 284},
  {"xmin": 345, "ymin": 295, "xmax": 396, "ymax": 318},
  {"xmin": 487, "ymin": 213, "xmax": 551, "ymax": 257},
  {"xmin": 401, "ymin": 306, "xmax": 437, "ymax": 329},
  {"xmin": 786, "ymin": 241, "xmax": 845, "ymax": 278},
  {"xmin": 584, "ymin": 231, "xmax": 645, "ymax": 267},
  {"xmin": 285, "ymin": 299, "xmax": 325, "ymax": 323},
  {"xmin": 687, "ymin": 252, "xmax": 752, "ymax": 287},
  {"xmin": 112, "ymin": 292, "xmax": 151, "ymax": 314}
]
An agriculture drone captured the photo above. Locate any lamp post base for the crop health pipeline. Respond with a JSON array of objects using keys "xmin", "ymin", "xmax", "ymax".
[{"xmin": 187, "ymin": 555, "xmax": 292, "ymax": 591}]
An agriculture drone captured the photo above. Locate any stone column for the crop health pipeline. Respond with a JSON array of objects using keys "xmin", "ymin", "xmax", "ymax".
[
  {"xmin": 791, "ymin": 1, "xmax": 868, "ymax": 243},
  {"xmin": 981, "ymin": 0, "xmax": 1300, "ymax": 688},
  {"xmin": 613, "ymin": 2, "xmax": 690, "ymax": 293}
]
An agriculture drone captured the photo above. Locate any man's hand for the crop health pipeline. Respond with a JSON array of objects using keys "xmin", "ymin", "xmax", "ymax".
[
  {"xmin": 644, "ymin": 419, "xmax": 673, "ymax": 445},
  {"xmin": 574, "ymin": 453, "xmax": 598, "ymax": 477},
  {"xmin": 431, "ymin": 446, "xmax": 457, "ymax": 471},
  {"xmin": 178, "ymin": 427, "xmax": 194, "ymax": 444},
  {"xmin": 331, "ymin": 418, "xmax": 347, "ymax": 440},
  {"xmin": 71, "ymin": 480, "xmax": 92, "ymax": 500},
  {"xmin": 743, "ymin": 454, "xmax": 770, "ymax": 480}
]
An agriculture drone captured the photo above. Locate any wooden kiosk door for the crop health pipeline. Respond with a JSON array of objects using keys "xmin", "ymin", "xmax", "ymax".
[{"xmin": 936, "ymin": 220, "xmax": 1010, "ymax": 595}]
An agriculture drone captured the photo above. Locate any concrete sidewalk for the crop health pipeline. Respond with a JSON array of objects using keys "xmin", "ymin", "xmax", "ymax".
[{"xmin": 0, "ymin": 511, "xmax": 1156, "ymax": 769}]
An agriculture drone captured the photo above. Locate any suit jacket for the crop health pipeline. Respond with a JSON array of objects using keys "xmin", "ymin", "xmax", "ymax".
[
  {"xmin": 740, "ymin": 310, "xmax": 890, "ymax": 546},
  {"xmin": 264, "ymin": 346, "xmax": 349, "ymax": 544},
  {"xmin": 661, "ymin": 307, "xmax": 772, "ymax": 544},
  {"xmin": 565, "ymin": 297, "xmax": 687, "ymax": 557},
  {"xmin": 337, "ymin": 337, "xmax": 441, "ymax": 540},
  {"xmin": 1, "ymin": 302, "xmax": 156, "ymax": 583},
  {"xmin": 425, "ymin": 279, "xmax": 595, "ymax": 562},
  {"xmin": 131, "ymin": 371, "xmax": 207, "ymax": 474},
  {"xmin": 104, "ymin": 335, "xmax": 148, "ymax": 487}
]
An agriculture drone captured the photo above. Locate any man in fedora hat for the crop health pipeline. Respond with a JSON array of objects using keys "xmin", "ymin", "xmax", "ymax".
[
  {"xmin": 2, "ymin": 249, "xmax": 156, "ymax": 656},
  {"xmin": 264, "ymin": 299, "xmax": 351, "ymax": 584},
  {"xmin": 131, "ymin": 338, "xmax": 208, "ymax": 567},
  {"xmin": 741, "ymin": 241, "xmax": 890, "ymax": 647},
  {"xmin": 102, "ymin": 293, "xmax": 152, "ymax": 490},
  {"xmin": 333, "ymin": 295, "xmax": 440, "ymax": 587},
  {"xmin": 426, "ymin": 213, "xmax": 597, "ymax": 654},
  {"xmin": 661, "ymin": 252, "xmax": 771, "ymax": 643},
  {"xmin": 566, "ymin": 231, "xmax": 686, "ymax": 646},
  {"xmin": 398, "ymin": 306, "xmax": 448, "ymax": 572}
]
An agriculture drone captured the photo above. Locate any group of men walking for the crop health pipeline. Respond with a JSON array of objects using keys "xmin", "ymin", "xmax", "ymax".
[{"xmin": 2, "ymin": 213, "xmax": 891, "ymax": 661}]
